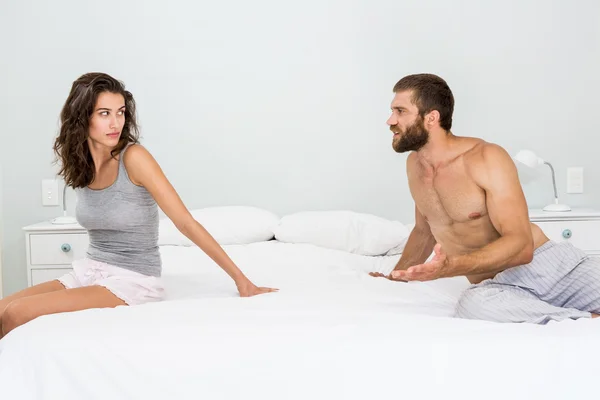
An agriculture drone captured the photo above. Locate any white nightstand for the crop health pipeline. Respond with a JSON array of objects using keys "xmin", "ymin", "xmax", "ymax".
[
  {"xmin": 23, "ymin": 221, "xmax": 88, "ymax": 287},
  {"xmin": 529, "ymin": 208, "xmax": 600, "ymax": 255}
]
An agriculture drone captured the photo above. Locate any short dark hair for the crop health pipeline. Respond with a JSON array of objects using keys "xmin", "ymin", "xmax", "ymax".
[{"xmin": 393, "ymin": 73, "xmax": 454, "ymax": 131}]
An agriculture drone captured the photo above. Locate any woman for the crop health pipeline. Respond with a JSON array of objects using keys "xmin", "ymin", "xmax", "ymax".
[{"xmin": 0, "ymin": 72, "xmax": 277, "ymax": 338}]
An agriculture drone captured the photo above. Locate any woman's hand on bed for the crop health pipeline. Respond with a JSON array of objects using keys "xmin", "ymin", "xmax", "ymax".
[
  {"xmin": 390, "ymin": 244, "xmax": 448, "ymax": 282},
  {"xmin": 236, "ymin": 280, "xmax": 279, "ymax": 297}
]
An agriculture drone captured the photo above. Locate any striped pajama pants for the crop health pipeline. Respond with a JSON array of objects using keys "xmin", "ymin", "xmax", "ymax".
[{"xmin": 454, "ymin": 240, "xmax": 600, "ymax": 324}]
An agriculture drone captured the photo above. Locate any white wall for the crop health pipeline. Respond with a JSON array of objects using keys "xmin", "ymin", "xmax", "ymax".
[
  {"xmin": 1, "ymin": 0, "xmax": 599, "ymax": 295},
  {"xmin": 0, "ymin": 163, "xmax": 4, "ymax": 299}
]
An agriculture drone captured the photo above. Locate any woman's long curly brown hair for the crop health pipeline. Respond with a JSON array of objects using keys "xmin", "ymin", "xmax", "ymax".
[{"xmin": 53, "ymin": 72, "xmax": 140, "ymax": 188}]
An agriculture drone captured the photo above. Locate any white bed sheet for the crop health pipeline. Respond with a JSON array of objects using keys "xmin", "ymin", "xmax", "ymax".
[{"xmin": 0, "ymin": 241, "xmax": 598, "ymax": 400}]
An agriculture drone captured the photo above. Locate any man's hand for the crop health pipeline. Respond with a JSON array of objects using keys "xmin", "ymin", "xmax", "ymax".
[
  {"xmin": 368, "ymin": 271, "xmax": 407, "ymax": 282},
  {"xmin": 236, "ymin": 280, "xmax": 279, "ymax": 297},
  {"xmin": 390, "ymin": 244, "xmax": 448, "ymax": 282}
]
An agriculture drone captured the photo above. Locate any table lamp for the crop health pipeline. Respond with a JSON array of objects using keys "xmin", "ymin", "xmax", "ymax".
[
  {"xmin": 51, "ymin": 183, "xmax": 78, "ymax": 224},
  {"xmin": 513, "ymin": 149, "xmax": 571, "ymax": 212}
]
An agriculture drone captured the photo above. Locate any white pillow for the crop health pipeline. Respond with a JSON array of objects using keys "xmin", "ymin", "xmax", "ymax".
[
  {"xmin": 384, "ymin": 222, "xmax": 415, "ymax": 256},
  {"xmin": 158, "ymin": 206, "xmax": 279, "ymax": 246},
  {"xmin": 273, "ymin": 210, "xmax": 411, "ymax": 256}
]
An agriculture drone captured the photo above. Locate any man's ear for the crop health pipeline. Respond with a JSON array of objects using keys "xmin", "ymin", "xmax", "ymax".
[{"xmin": 424, "ymin": 110, "xmax": 440, "ymax": 127}]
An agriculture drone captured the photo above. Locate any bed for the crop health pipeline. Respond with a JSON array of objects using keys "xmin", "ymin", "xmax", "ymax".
[{"xmin": 0, "ymin": 208, "xmax": 598, "ymax": 400}]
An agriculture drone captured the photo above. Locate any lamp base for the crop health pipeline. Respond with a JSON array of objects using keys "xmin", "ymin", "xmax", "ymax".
[
  {"xmin": 51, "ymin": 216, "xmax": 78, "ymax": 225},
  {"xmin": 542, "ymin": 203, "xmax": 572, "ymax": 212}
]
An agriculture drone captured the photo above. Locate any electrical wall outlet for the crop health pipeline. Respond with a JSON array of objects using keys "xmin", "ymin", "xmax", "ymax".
[
  {"xmin": 567, "ymin": 167, "xmax": 584, "ymax": 194},
  {"xmin": 41, "ymin": 179, "xmax": 59, "ymax": 206}
]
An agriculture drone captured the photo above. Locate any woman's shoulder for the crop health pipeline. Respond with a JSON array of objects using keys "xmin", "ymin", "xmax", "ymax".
[
  {"xmin": 122, "ymin": 143, "xmax": 157, "ymax": 165},
  {"xmin": 121, "ymin": 143, "xmax": 161, "ymax": 186}
]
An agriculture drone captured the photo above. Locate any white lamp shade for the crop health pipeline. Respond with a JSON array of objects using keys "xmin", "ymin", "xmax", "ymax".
[
  {"xmin": 512, "ymin": 150, "xmax": 545, "ymax": 185},
  {"xmin": 514, "ymin": 150, "xmax": 544, "ymax": 168}
]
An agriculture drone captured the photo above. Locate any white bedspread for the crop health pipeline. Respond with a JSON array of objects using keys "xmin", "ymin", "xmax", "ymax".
[{"xmin": 0, "ymin": 241, "xmax": 597, "ymax": 400}]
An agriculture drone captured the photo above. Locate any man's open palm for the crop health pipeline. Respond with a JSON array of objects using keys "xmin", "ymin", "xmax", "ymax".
[{"xmin": 390, "ymin": 244, "xmax": 448, "ymax": 282}]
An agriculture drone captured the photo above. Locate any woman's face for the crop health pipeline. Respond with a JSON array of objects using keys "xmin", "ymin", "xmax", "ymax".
[{"xmin": 88, "ymin": 91, "xmax": 126, "ymax": 148}]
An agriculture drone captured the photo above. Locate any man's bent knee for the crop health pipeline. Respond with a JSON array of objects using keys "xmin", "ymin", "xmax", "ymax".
[{"xmin": 454, "ymin": 286, "xmax": 490, "ymax": 320}]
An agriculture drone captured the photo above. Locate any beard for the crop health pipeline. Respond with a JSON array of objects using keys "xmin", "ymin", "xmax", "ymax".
[{"xmin": 391, "ymin": 116, "xmax": 429, "ymax": 153}]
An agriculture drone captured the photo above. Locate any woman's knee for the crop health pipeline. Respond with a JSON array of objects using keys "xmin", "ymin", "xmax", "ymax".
[{"xmin": 1, "ymin": 299, "xmax": 31, "ymax": 336}]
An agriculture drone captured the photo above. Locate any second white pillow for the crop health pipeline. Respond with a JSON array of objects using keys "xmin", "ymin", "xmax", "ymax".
[{"xmin": 273, "ymin": 210, "xmax": 411, "ymax": 256}]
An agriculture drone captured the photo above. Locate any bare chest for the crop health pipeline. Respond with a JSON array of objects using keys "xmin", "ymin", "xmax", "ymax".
[{"xmin": 409, "ymin": 161, "xmax": 487, "ymax": 225}]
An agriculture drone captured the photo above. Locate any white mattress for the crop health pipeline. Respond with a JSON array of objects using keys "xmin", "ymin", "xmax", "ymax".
[{"xmin": 0, "ymin": 241, "xmax": 598, "ymax": 400}]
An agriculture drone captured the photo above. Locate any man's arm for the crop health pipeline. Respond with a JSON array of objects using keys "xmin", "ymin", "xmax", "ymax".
[
  {"xmin": 392, "ymin": 206, "xmax": 437, "ymax": 271},
  {"xmin": 446, "ymin": 144, "xmax": 534, "ymax": 277},
  {"xmin": 370, "ymin": 206, "xmax": 436, "ymax": 280}
]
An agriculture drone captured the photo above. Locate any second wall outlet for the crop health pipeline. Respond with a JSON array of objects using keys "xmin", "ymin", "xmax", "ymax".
[{"xmin": 567, "ymin": 167, "xmax": 584, "ymax": 194}]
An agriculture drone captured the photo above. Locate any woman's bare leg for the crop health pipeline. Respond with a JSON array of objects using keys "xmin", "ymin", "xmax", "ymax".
[
  {"xmin": 0, "ymin": 285, "xmax": 126, "ymax": 338},
  {"xmin": 0, "ymin": 280, "xmax": 66, "ymax": 334},
  {"xmin": 0, "ymin": 281, "xmax": 66, "ymax": 313}
]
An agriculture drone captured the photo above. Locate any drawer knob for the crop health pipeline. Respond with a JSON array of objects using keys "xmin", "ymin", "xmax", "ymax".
[
  {"xmin": 562, "ymin": 229, "xmax": 572, "ymax": 239},
  {"xmin": 61, "ymin": 243, "xmax": 72, "ymax": 252}
]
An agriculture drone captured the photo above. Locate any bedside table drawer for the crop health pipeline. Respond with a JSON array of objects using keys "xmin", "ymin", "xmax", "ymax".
[
  {"xmin": 535, "ymin": 220, "xmax": 600, "ymax": 252},
  {"xmin": 29, "ymin": 233, "xmax": 89, "ymax": 265},
  {"xmin": 31, "ymin": 268, "xmax": 72, "ymax": 286}
]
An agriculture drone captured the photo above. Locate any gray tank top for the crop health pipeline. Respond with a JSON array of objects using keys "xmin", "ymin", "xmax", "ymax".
[{"xmin": 75, "ymin": 144, "xmax": 161, "ymax": 276}]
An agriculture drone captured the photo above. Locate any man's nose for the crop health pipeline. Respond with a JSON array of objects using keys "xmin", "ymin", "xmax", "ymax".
[{"xmin": 386, "ymin": 115, "xmax": 396, "ymax": 126}]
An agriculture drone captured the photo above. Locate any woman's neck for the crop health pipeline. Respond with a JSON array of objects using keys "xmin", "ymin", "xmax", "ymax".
[{"xmin": 87, "ymin": 139, "xmax": 117, "ymax": 170}]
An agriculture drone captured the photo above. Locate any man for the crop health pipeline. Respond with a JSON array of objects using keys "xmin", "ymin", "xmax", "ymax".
[{"xmin": 370, "ymin": 73, "xmax": 600, "ymax": 324}]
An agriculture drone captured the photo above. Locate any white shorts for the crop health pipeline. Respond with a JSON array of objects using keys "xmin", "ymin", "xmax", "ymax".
[{"xmin": 57, "ymin": 258, "xmax": 165, "ymax": 306}]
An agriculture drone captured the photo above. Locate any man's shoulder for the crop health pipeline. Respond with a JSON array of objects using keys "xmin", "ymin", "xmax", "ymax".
[
  {"xmin": 464, "ymin": 139, "xmax": 511, "ymax": 165},
  {"xmin": 465, "ymin": 140, "xmax": 517, "ymax": 187}
]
